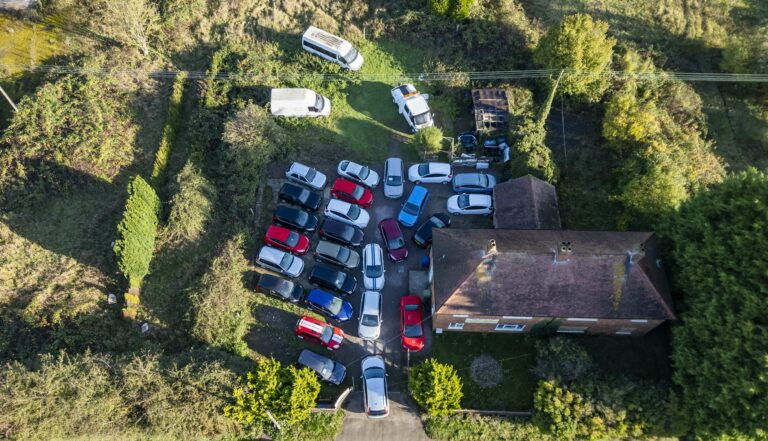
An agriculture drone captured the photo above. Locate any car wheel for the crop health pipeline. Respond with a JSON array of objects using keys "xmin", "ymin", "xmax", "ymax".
[
  {"xmin": 442, "ymin": 180, "xmax": 449, "ymax": 184},
  {"xmin": 415, "ymin": 180, "xmax": 421, "ymax": 184}
]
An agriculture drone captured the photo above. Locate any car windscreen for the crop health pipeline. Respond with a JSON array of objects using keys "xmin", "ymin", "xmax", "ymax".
[
  {"xmin": 361, "ymin": 313, "xmax": 379, "ymax": 327},
  {"xmin": 366, "ymin": 264, "xmax": 383, "ymax": 278},
  {"xmin": 478, "ymin": 174, "xmax": 489, "ymax": 187},
  {"xmin": 347, "ymin": 204, "xmax": 361, "ymax": 219},
  {"xmin": 314, "ymin": 94, "xmax": 325, "ymax": 112},
  {"xmin": 279, "ymin": 253, "xmax": 293, "ymax": 269},
  {"xmin": 364, "ymin": 367, "xmax": 385, "ymax": 379},
  {"xmin": 404, "ymin": 323, "xmax": 423, "ymax": 338},
  {"xmin": 328, "ymin": 296, "xmax": 343, "ymax": 314},
  {"xmin": 304, "ymin": 167, "xmax": 316, "ymax": 182},
  {"xmin": 342, "ymin": 46, "xmax": 358, "ymax": 64},
  {"xmin": 320, "ymin": 325, "xmax": 334, "ymax": 343},
  {"xmin": 357, "ymin": 166, "xmax": 370, "ymax": 180},
  {"xmin": 414, "ymin": 111, "xmax": 432, "ymax": 125},
  {"xmin": 404, "ymin": 303, "xmax": 419, "ymax": 311},
  {"xmin": 457, "ymin": 194, "xmax": 470, "ymax": 209},
  {"xmin": 386, "ymin": 174, "xmax": 401, "ymax": 186},
  {"xmin": 388, "ymin": 237, "xmax": 405, "ymax": 250},
  {"xmin": 321, "ymin": 358, "xmax": 334, "ymax": 378},
  {"xmin": 403, "ymin": 202, "xmax": 419, "ymax": 216},
  {"xmin": 294, "ymin": 210, "xmax": 308, "ymax": 223},
  {"xmin": 286, "ymin": 231, "xmax": 300, "ymax": 247},
  {"xmin": 335, "ymin": 246, "xmax": 350, "ymax": 262},
  {"xmin": 431, "ymin": 216, "xmax": 447, "ymax": 228},
  {"xmin": 417, "ymin": 163, "xmax": 429, "ymax": 176},
  {"xmin": 352, "ymin": 185, "xmax": 365, "ymax": 200}
]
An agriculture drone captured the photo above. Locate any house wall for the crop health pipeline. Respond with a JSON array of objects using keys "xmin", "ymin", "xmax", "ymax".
[{"xmin": 433, "ymin": 313, "xmax": 663, "ymax": 336}]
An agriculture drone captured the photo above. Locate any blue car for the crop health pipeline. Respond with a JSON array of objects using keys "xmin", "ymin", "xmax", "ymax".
[
  {"xmin": 398, "ymin": 185, "xmax": 429, "ymax": 227},
  {"xmin": 303, "ymin": 288, "xmax": 353, "ymax": 322}
]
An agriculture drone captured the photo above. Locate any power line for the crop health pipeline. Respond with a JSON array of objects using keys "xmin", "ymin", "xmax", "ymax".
[{"xmin": 2, "ymin": 63, "xmax": 768, "ymax": 83}]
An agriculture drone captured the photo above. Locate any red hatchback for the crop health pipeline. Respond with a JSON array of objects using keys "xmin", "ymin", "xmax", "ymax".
[
  {"xmin": 331, "ymin": 178, "xmax": 373, "ymax": 208},
  {"xmin": 264, "ymin": 225, "xmax": 310, "ymax": 255},
  {"xmin": 295, "ymin": 315, "xmax": 345, "ymax": 350},
  {"xmin": 379, "ymin": 218, "xmax": 408, "ymax": 261},
  {"xmin": 400, "ymin": 296, "xmax": 425, "ymax": 351}
]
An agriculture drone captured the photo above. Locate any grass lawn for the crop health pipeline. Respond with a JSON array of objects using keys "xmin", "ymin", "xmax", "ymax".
[{"xmin": 431, "ymin": 332, "xmax": 537, "ymax": 411}]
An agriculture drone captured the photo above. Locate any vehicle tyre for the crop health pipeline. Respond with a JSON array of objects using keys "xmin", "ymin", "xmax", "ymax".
[{"xmin": 415, "ymin": 180, "xmax": 421, "ymax": 184}]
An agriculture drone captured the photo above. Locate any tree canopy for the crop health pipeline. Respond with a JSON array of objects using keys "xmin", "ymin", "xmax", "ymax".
[
  {"xmin": 113, "ymin": 175, "xmax": 160, "ymax": 288},
  {"xmin": 662, "ymin": 169, "xmax": 768, "ymax": 440},
  {"xmin": 409, "ymin": 358, "xmax": 463, "ymax": 417},
  {"xmin": 534, "ymin": 14, "xmax": 615, "ymax": 103}
]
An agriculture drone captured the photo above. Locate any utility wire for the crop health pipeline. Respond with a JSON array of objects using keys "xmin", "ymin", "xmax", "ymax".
[{"xmin": 2, "ymin": 63, "xmax": 768, "ymax": 83}]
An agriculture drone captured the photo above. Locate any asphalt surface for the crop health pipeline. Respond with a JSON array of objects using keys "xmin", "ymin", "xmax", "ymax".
[{"xmin": 336, "ymin": 391, "xmax": 430, "ymax": 441}]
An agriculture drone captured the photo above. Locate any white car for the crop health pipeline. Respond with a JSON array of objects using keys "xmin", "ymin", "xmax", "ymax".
[
  {"xmin": 255, "ymin": 246, "xmax": 305, "ymax": 278},
  {"xmin": 408, "ymin": 162, "xmax": 452, "ymax": 184},
  {"xmin": 338, "ymin": 160, "xmax": 380, "ymax": 189},
  {"xmin": 383, "ymin": 157, "xmax": 404, "ymax": 199},
  {"xmin": 325, "ymin": 199, "xmax": 370, "ymax": 229},
  {"xmin": 358, "ymin": 291, "xmax": 382, "ymax": 341},
  {"xmin": 391, "ymin": 84, "xmax": 434, "ymax": 132},
  {"xmin": 362, "ymin": 243, "xmax": 385, "ymax": 290},
  {"xmin": 285, "ymin": 162, "xmax": 327, "ymax": 190},
  {"xmin": 361, "ymin": 356, "xmax": 389, "ymax": 418},
  {"xmin": 447, "ymin": 194, "xmax": 494, "ymax": 215}
]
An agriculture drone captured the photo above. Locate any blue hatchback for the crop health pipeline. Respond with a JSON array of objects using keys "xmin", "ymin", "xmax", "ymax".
[
  {"xmin": 398, "ymin": 185, "xmax": 429, "ymax": 227},
  {"xmin": 303, "ymin": 288, "xmax": 353, "ymax": 322}
]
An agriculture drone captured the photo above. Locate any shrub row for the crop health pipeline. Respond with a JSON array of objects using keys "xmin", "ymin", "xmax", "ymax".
[{"xmin": 151, "ymin": 71, "xmax": 188, "ymax": 186}]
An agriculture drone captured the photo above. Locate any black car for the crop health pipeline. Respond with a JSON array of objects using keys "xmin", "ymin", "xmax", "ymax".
[
  {"xmin": 297, "ymin": 349, "xmax": 347, "ymax": 385},
  {"xmin": 412, "ymin": 213, "xmax": 452, "ymax": 248},
  {"xmin": 255, "ymin": 273, "xmax": 303, "ymax": 303},
  {"xmin": 273, "ymin": 205, "xmax": 319, "ymax": 233},
  {"xmin": 309, "ymin": 264, "xmax": 357, "ymax": 296},
  {"xmin": 278, "ymin": 182, "xmax": 323, "ymax": 211},
  {"xmin": 314, "ymin": 240, "xmax": 361, "ymax": 269},
  {"xmin": 318, "ymin": 218, "xmax": 364, "ymax": 247}
]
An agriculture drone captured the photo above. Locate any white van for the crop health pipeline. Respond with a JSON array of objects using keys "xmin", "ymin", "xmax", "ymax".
[
  {"xmin": 270, "ymin": 88, "xmax": 331, "ymax": 117},
  {"xmin": 301, "ymin": 26, "xmax": 364, "ymax": 71}
]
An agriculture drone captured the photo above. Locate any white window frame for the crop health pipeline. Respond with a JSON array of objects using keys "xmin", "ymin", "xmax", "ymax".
[
  {"xmin": 447, "ymin": 322, "xmax": 465, "ymax": 330},
  {"xmin": 495, "ymin": 323, "xmax": 525, "ymax": 332},
  {"xmin": 566, "ymin": 318, "xmax": 599, "ymax": 322},
  {"xmin": 616, "ymin": 327, "xmax": 636, "ymax": 335},
  {"xmin": 503, "ymin": 316, "xmax": 533, "ymax": 320},
  {"xmin": 630, "ymin": 319, "xmax": 648, "ymax": 323},
  {"xmin": 452, "ymin": 314, "xmax": 469, "ymax": 318},
  {"xmin": 557, "ymin": 326, "xmax": 587, "ymax": 334}
]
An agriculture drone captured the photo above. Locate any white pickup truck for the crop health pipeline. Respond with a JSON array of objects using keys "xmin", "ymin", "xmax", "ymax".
[{"xmin": 391, "ymin": 84, "xmax": 434, "ymax": 132}]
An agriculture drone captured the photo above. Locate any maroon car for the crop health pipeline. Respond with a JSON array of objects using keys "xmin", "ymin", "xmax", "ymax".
[{"xmin": 378, "ymin": 218, "xmax": 408, "ymax": 262}]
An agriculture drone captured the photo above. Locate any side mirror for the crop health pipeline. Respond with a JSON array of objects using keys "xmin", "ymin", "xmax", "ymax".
[{"xmin": 422, "ymin": 94, "xmax": 429, "ymax": 100}]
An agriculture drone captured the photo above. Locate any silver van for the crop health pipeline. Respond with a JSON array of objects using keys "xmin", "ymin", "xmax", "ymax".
[{"xmin": 302, "ymin": 26, "xmax": 364, "ymax": 71}]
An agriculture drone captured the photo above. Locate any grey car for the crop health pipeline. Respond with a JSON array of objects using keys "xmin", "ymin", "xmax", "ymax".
[
  {"xmin": 451, "ymin": 173, "xmax": 497, "ymax": 194},
  {"xmin": 383, "ymin": 157, "xmax": 404, "ymax": 199},
  {"xmin": 314, "ymin": 240, "xmax": 360, "ymax": 269},
  {"xmin": 298, "ymin": 349, "xmax": 347, "ymax": 385}
]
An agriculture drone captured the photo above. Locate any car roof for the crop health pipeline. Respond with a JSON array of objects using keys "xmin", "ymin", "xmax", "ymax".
[
  {"xmin": 406, "ymin": 185, "xmax": 428, "ymax": 202},
  {"xmin": 297, "ymin": 316, "xmax": 325, "ymax": 335},
  {"xmin": 333, "ymin": 178, "xmax": 358, "ymax": 192},
  {"xmin": 453, "ymin": 173, "xmax": 484, "ymax": 183},
  {"xmin": 275, "ymin": 205, "xmax": 302, "ymax": 216},
  {"xmin": 379, "ymin": 218, "xmax": 400, "ymax": 235},
  {"xmin": 289, "ymin": 162, "xmax": 311, "ymax": 175},
  {"xmin": 257, "ymin": 273, "xmax": 288, "ymax": 290},
  {"xmin": 327, "ymin": 198, "xmax": 351, "ymax": 210},
  {"xmin": 323, "ymin": 218, "xmax": 353, "ymax": 234},
  {"xmin": 405, "ymin": 95, "xmax": 430, "ymax": 115},
  {"xmin": 298, "ymin": 349, "xmax": 331, "ymax": 372},
  {"xmin": 428, "ymin": 162, "xmax": 451, "ymax": 174},
  {"xmin": 312, "ymin": 264, "xmax": 342, "ymax": 280},
  {"xmin": 468, "ymin": 194, "xmax": 493, "ymax": 204},
  {"xmin": 385, "ymin": 157, "xmax": 403, "ymax": 174},
  {"xmin": 316, "ymin": 240, "xmax": 341, "ymax": 255},
  {"xmin": 267, "ymin": 224, "xmax": 291, "ymax": 240},
  {"xmin": 307, "ymin": 288, "xmax": 334, "ymax": 305},
  {"xmin": 259, "ymin": 246, "xmax": 285, "ymax": 264},
  {"xmin": 364, "ymin": 243, "xmax": 382, "ymax": 265}
]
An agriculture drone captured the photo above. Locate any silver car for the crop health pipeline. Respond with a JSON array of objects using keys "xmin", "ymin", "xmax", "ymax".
[
  {"xmin": 285, "ymin": 162, "xmax": 327, "ymax": 190},
  {"xmin": 255, "ymin": 246, "xmax": 305, "ymax": 278},
  {"xmin": 383, "ymin": 157, "xmax": 404, "ymax": 199},
  {"xmin": 362, "ymin": 356, "xmax": 389, "ymax": 418},
  {"xmin": 362, "ymin": 243, "xmax": 385, "ymax": 290},
  {"xmin": 314, "ymin": 240, "xmax": 360, "ymax": 269},
  {"xmin": 358, "ymin": 291, "xmax": 382, "ymax": 341},
  {"xmin": 451, "ymin": 173, "xmax": 497, "ymax": 194}
]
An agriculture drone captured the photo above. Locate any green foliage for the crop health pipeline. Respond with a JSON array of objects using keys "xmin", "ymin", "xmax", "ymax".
[
  {"xmin": 534, "ymin": 14, "xmax": 615, "ymax": 103},
  {"xmin": 424, "ymin": 414, "xmax": 551, "ymax": 441},
  {"xmin": 428, "ymin": 0, "xmax": 475, "ymax": 20},
  {"xmin": 662, "ymin": 169, "xmax": 768, "ymax": 440},
  {"xmin": 410, "ymin": 126, "xmax": 444, "ymax": 154},
  {"xmin": 508, "ymin": 121, "xmax": 558, "ymax": 183},
  {"xmin": 151, "ymin": 72, "xmax": 187, "ymax": 185},
  {"xmin": 113, "ymin": 175, "xmax": 160, "ymax": 288},
  {"xmin": 163, "ymin": 161, "xmax": 217, "ymax": 246},
  {"xmin": 532, "ymin": 337, "xmax": 594, "ymax": 382},
  {"xmin": 720, "ymin": 29, "xmax": 768, "ymax": 74},
  {"xmin": 272, "ymin": 410, "xmax": 345, "ymax": 441},
  {"xmin": 0, "ymin": 75, "xmax": 134, "ymax": 197},
  {"xmin": 602, "ymin": 49, "xmax": 725, "ymax": 226},
  {"xmin": 0, "ymin": 350, "xmax": 242, "ymax": 440},
  {"xmin": 92, "ymin": 0, "xmax": 160, "ymax": 56},
  {"xmin": 189, "ymin": 234, "xmax": 251, "ymax": 356},
  {"xmin": 409, "ymin": 358, "xmax": 463, "ymax": 416},
  {"xmin": 225, "ymin": 357, "xmax": 321, "ymax": 430}
]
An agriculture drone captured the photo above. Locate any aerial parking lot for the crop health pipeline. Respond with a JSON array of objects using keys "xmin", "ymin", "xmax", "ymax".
[{"xmin": 248, "ymin": 157, "xmax": 496, "ymax": 390}]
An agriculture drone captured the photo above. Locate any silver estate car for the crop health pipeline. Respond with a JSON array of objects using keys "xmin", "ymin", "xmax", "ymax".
[{"xmin": 383, "ymin": 157, "xmax": 404, "ymax": 199}]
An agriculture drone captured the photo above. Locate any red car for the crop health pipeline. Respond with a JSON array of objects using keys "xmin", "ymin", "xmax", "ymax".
[
  {"xmin": 264, "ymin": 225, "xmax": 310, "ymax": 255},
  {"xmin": 331, "ymin": 178, "xmax": 373, "ymax": 208},
  {"xmin": 400, "ymin": 296, "xmax": 425, "ymax": 351},
  {"xmin": 295, "ymin": 315, "xmax": 345, "ymax": 350},
  {"xmin": 379, "ymin": 218, "xmax": 408, "ymax": 261}
]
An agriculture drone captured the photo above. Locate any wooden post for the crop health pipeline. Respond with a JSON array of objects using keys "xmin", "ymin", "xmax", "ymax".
[{"xmin": 0, "ymin": 84, "xmax": 18, "ymax": 112}]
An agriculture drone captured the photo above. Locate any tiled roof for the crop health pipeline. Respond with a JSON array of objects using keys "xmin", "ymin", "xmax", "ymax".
[{"xmin": 493, "ymin": 176, "xmax": 561, "ymax": 230}]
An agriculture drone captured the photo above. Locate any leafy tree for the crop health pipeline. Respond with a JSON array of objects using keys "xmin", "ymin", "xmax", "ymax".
[
  {"xmin": 411, "ymin": 126, "xmax": 444, "ymax": 154},
  {"xmin": 508, "ymin": 121, "xmax": 558, "ymax": 183},
  {"xmin": 662, "ymin": 169, "xmax": 768, "ymax": 440},
  {"xmin": 0, "ymin": 75, "xmax": 134, "ymax": 196},
  {"xmin": 226, "ymin": 358, "xmax": 320, "ymax": 430},
  {"xmin": 721, "ymin": 29, "xmax": 768, "ymax": 74},
  {"xmin": 428, "ymin": 0, "xmax": 475, "ymax": 20},
  {"xmin": 534, "ymin": 379, "xmax": 597, "ymax": 440},
  {"xmin": 409, "ymin": 358, "xmax": 463, "ymax": 417},
  {"xmin": 534, "ymin": 14, "xmax": 615, "ymax": 103},
  {"xmin": 93, "ymin": 0, "xmax": 160, "ymax": 56},
  {"xmin": 164, "ymin": 161, "xmax": 217, "ymax": 246},
  {"xmin": 189, "ymin": 234, "xmax": 252, "ymax": 356},
  {"xmin": 114, "ymin": 175, "xmax": 160, "ymax": 288}
]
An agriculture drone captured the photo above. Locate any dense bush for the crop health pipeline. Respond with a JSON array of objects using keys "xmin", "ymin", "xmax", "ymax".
[
  {"xmin": 662, "ymin": 169, "xmax": 768, "ymax": 440},
  {"xmin": 721, "ymin": 29, "xmax": 768, "ymax": 74},
  {"xmin": 508, "ymin": 121, "xmax": 558, "ymax": 183},
  {"xmin": 532, "ymin": 337, "xmax": 594, "ymax": 383},
  {"xmin": 163, "ymin": 161, "xmax": 217, "ymax": 246},
  {"xmin": 410, "ymin": 126, "xmax": 444, "ymax": 154},
  {"xmin": 0, "ymin": 75, "xmax": 134, "ymax": 197},
  {"xmin": 151, "ymin": 72, "xmax": 187, "ymax": 185},
  {"xmin": 114, "ymin": 175, "xmax": 160, "ymax": 289},
  {"xmin": 428, "ymin": 0, "xmax": 475, "ymax": 20},
  {"xmin": 409, "ymin": 358, "xmax": 463, "ymax": 416},
  {"xmin": 0, "ymin": 351, "xmax": 242, "ymax": 440},
  {"xmin": 534, "ymin": 14, "xmax": 615, "ymax": 103},
  {"xmin": 424, "ymin": 414, "xmax": 551, "ymax": 441},
  {"xmin": 225, "ymin": 357, "xmax": 321, "ymax": 432},
  {"xmin": 189, "ymin": 234, "xmax": 252, "ymax": 356}
]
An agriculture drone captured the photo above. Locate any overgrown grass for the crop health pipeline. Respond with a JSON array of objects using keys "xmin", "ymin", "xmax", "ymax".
[
  {"xmin": 423, "ymin": 414, "xmax": 550, "ymax": 441},
  {"xmin": 273, "ymin": 410, "xmax": 345, "ymax": 441},
  {"xmin": 431, "ymin": 333, "xmax": 536, "ymax": 410}
]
